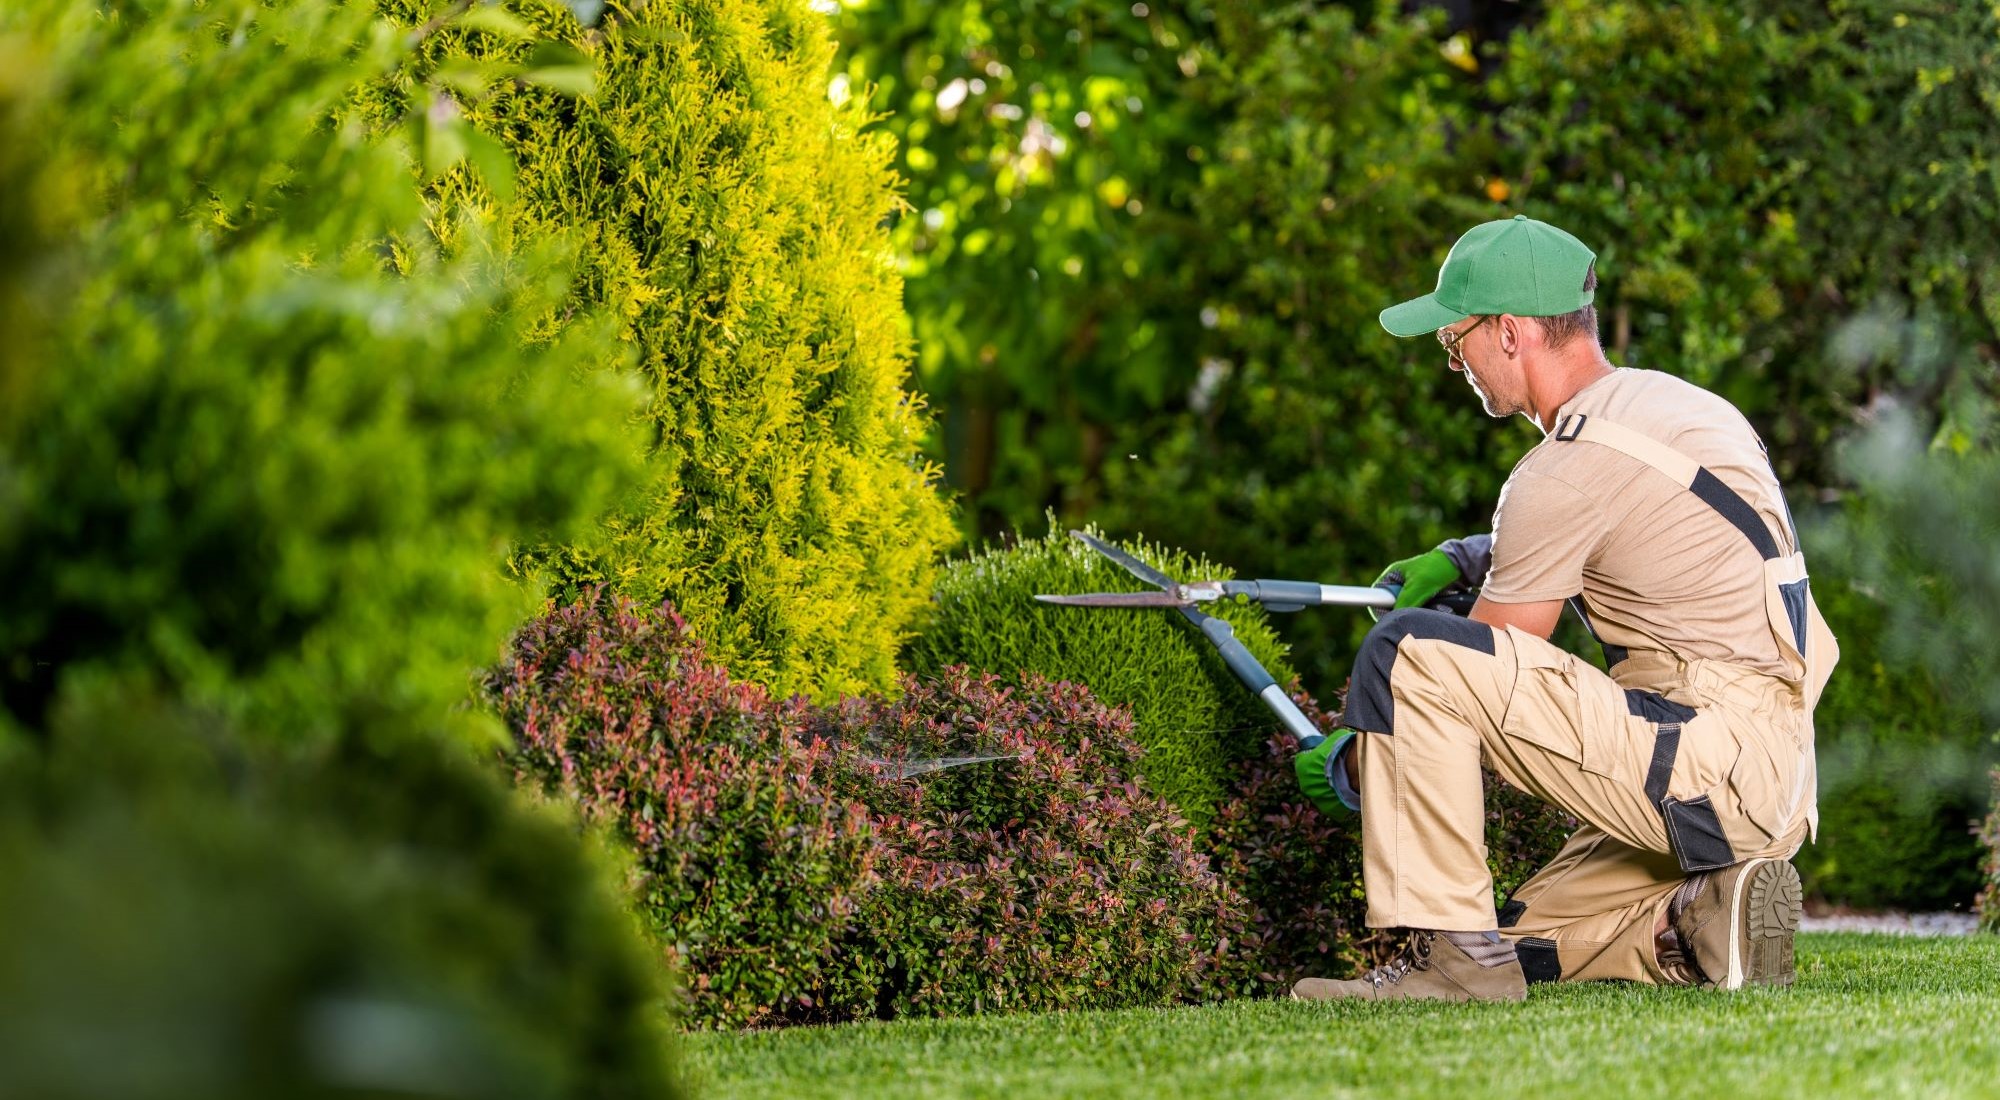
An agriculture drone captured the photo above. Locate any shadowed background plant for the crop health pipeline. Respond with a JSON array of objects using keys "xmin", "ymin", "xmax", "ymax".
[{"xmin": 1813, "ymin": 308, "xmax": 2000, "ymax": 916}]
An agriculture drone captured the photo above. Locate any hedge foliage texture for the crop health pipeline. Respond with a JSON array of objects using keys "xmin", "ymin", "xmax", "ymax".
[
  {"xmin": 366, "ymin": 0, "xmax": 958, "ymax": 700},
  {"xmin": 816, "ymin": 667, "xmax": 1252, "ymax": 1017},
  {"xmin": 494, "ymin": 594, "xmax": 1577, "ymax": 1017},
  {"xmin": 902, "ymin": 526, "xmax": 1296, "ymax": 828}
]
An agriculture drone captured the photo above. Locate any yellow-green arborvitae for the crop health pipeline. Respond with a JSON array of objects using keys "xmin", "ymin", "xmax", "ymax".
[{"xmin": 368, "ymin": 0, "xmax": 958, "ymax": 700}]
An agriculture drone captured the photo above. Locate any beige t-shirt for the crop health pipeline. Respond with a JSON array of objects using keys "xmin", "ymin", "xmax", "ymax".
[{"xmin": 1483, "ymin": 368, "xmax": 1795, "ymax": 677}]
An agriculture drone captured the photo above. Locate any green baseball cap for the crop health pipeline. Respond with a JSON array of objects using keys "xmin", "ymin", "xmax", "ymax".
[{"xmin": 1378, "ymin": 215, "xmax": 1597, "ymax": 337}]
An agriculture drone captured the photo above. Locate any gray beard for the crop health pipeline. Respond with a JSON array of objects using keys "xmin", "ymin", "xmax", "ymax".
[{"xmin": 1464, "ymin": 370, "xmax": 1507, "ymax": 419}]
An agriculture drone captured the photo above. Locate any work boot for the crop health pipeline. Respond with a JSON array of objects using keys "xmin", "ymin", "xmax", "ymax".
[
  {"xmin": 1663, "ymin": 856, "xmax": 1802, "ymax": 989},
  {"xmin": 1290, "ymin": 930, "xmax": 1527, "ymax": 1003}
]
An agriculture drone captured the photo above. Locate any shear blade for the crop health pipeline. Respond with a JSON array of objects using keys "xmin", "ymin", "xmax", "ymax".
[
  {"xmin": 1035, "ymin": 592, "xmax": 1189, "ymax": 608},
  {"xmin": 1070, "ymin": 529, "xmax": 1179, "ymax": 591}
]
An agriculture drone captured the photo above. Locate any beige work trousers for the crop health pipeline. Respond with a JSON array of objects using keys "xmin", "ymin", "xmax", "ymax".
[{"xmin": 1346, "ymin": 609, "xmax": 1808, "ymax": 984}]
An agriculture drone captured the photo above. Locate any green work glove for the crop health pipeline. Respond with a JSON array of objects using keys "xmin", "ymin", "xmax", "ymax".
[
  {"xmin": 1373, "ymin": 548, "xmax": 1462, "ymax": 619},
  {"xmin": 1293, "ymin": 732, "xmax": 1359, "ymax": 817}
]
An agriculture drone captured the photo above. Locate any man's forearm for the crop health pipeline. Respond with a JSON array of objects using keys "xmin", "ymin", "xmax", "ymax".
[{"xmin": 1436, "ymin": 533, "xmax": 1493, "ymax": 588}]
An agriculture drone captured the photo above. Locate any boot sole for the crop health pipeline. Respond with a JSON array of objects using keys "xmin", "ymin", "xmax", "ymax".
[{"xmin": 1725, "ymin": 857, "xmax": 1801, "ymax": 989}]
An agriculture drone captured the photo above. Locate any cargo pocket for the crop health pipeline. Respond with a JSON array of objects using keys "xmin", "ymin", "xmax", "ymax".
[
  {"xmin": 1661, "ymin": 794, "xmax": 1736, "ymax": 872},
  {"xmin": 1500, "ymin": 633, "xmax": 1585, "ymax": 762},
  {"xmin": 1501, "ymin": 629, "xmax": 1631, "ymax": 782},
  {"xmin": 1661, "ymin": 728, "xmax": 1793, "ymax": 872},
  {"xmin": 1721, "ymin": 733, "xmax": 1793, "ymax": 849}
]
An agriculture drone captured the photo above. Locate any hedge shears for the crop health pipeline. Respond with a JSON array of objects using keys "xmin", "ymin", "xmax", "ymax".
[
  {"xmin": 1037, "ymin": 530, "xmax": 1476, "ymax": 752},
  {"xmin": 877, "ymin": 531, "xmax": 1476, "ymax": 797}
]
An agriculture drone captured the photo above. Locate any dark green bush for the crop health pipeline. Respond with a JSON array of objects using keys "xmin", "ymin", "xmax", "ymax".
[
  {"xmin": 903, "ymin": 525, "xmax": 1296, "ymax": 827},
  {"xmin": 1810, "ymin": 313, "xmax": 1999, "ymax": 909},
  {"xmin": 0, "ymin": 705, "xmax": 683, "ymax": 1100},
  {"xmin": 365, "ymin": 0, "xmax": 958, "ymax": 701}
]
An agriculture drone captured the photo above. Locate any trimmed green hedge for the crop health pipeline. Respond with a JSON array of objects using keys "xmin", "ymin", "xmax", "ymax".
[
  {"xmin": 903, "ymin": 525, "xmax": 1296, "ymax": 827},
  {"xmin": 365, "ymin": 0, "xmax": 958, "ymax": 701}
]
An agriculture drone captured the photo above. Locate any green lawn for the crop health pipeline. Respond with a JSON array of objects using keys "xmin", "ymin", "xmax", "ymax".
[{"xmin": 683, "ymin": 933, "xmax": 2000, "ymax": 1100}]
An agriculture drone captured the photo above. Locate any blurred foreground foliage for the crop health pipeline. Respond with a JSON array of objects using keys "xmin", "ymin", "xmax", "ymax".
[
  {"xmin": 0, "ymin": 708, "xmax": 681, "ymax": 1100},
  {"xmin": 841, "ymin": 0, "xmax": 2000, "ymax": 907},
  {"xmin": 0, "ymin": 0, "xmax": 644, "ymax": 749},
  {"xmin": 1815, "ymin": 310, "xmax": 2000, "ymax": 912},
  {"xmin": 0, "ymin": 0, "xmax": 682, "ymax": 1087},
  {"xmin": 358, "ymin": 0, "xmax": 958, "ymax": 701}
]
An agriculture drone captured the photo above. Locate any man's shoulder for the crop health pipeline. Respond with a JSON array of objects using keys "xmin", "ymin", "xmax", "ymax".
[
  {"xmin": 1571, "ymin": 368, "xmax": 1742, "ymax": 429},
  {"xmin": 1526, "ymin": 368, "xmax": 1763, "ymax": 475}
]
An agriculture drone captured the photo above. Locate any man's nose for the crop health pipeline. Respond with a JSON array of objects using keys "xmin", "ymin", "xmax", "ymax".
[{"xmin": 1446, "ymin": 354, "xmax": 1465, "ymax": 373}]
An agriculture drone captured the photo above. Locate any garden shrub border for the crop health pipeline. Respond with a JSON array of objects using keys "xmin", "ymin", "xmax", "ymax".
[
  {"xmin": 491, "ymin": 594, "xmax": 1255, "ymax": 1028},
  {"xmin": 494, "ymin": 591, "xmax": 1581, "ymax": 1024}
]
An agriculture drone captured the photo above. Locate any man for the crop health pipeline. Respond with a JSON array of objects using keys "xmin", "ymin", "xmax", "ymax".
[{"xmin": 1290, "ymin": 215, "xmax": 1837, "ymax": 1003}]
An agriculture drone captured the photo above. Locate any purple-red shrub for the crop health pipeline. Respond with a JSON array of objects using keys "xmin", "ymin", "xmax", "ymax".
[
  {"xmin": 489, "ymin": 596, "xmax": 1253, "ymax": 1027},
  {"xmin": 1207, "ymin": 687, "xmax": 1576, "ymax": 989},
  {"xmin": 486, "ymin": 595, "xmax": 874, "ymax": 1029},
  {"xmin": 813, "ymin": 668, "xmax": 1254, "ymax": 1017}
]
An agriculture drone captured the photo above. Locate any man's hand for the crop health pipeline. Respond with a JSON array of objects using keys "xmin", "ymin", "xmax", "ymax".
[
  {"xmin": 1293, "ymin": 732, "xmax": 1359, "ymax": 816},
  {"xmin": 1375, "ymin": 549, "xmax": 1462, "ymax": 612}
]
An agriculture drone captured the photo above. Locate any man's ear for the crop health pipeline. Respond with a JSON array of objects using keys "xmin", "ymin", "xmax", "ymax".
[{"xmin": 1498, "ymin": 313, "xmax": 1525, "ymax": 357}]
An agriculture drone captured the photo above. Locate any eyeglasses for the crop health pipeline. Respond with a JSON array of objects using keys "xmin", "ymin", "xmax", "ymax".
[{"xmin": 1436, "ymin": 315, "xmax": 1491, "ymax": 365}]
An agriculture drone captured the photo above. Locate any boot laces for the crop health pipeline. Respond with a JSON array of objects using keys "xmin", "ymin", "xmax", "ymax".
[
  {"xmin": 1365, "ymin": 930, "xmax": 1435, "ymax": 988},
  {"xmin": 1663, "ymin": 873, "xmax": 1715, "ymax": 986}
]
